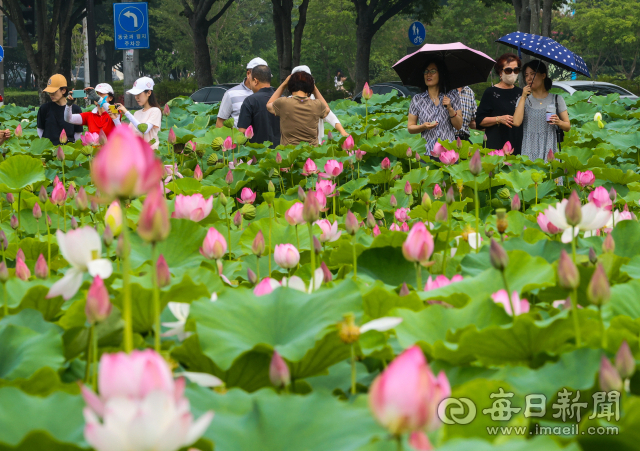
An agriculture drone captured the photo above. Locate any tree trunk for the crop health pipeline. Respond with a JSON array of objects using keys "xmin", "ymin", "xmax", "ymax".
[
  {"xmin": 354, "ymin": 22, "xmax": 374, "ymax": 94},
  {"xmin": 272, "ymin": 0, "xmax": 293, "ymax": 83},
  {"xmin": 59, "ymin": 20, "xmax": 73, "ymax": 84},
  {"xmin": 104, "ymin": 43, "xmax": 114, "ymax": 83},
  {"xmin": 292, "ymin": 0, "xmax": 310, "ymax": 68},
  {"xmin": 512, "ymin": 0, "xmax": 523, "ymax": 31},
  {"xmin": 541, "ymin": 0, "xmax": 552, "ymax": 37},
  {"xmin": 192, "ymin": 25, "xmax": 213, "ymax": 87},
  {"xmin": 529, "ymin": 0, "xmax": 540, "ymax": 35}
]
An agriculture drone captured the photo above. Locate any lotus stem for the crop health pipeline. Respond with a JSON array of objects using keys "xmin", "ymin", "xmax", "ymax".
[
  {"xmin": 226, "ymin": 207, "xmax": 232, "ymax": 261},
  {"xmin": 84, "ymin": 324, "xmax": 93, "ymax": 384},
  {"xmin": 571, "ymin": 226, "xmax": 577, "ymax": 264},
  {"xmin": 268, "ymin": 204, "xmax": 273, "ymax": 277},
  {"xmin": 308, "ymin": 222, "xmax": 316, "ymax": 287},
  {"xmin": 120, "ymin": 200, "xmax": 133, "ymax": 353},
  {"xmin": 350, "ymin": 343, "xmax": 357, "ymax": 395},
  {"xmin": 474, "ymin": 177, "xmax": 480, "ymax": 254},
  {"xmin": 352, "ymin": 233, "xmax": 358, "ymax": 279},
  {"xmin": 151, "ymin": 243, "xmax": 161, "ymax": 353},
  {"xmin": 415, "ymin": 262, "xmax": 422, "ymax": 291},
  {"xmin": 442, "ymin": 207, "xmax": 452, "ymax": 274},
  {"xmin": 46, "ymin": 212, "xmax": 51, "ymax": 277},
  {"xmin": 396, "ymin": 435, "xmax": 403, "ymax": 451},
  {"xmin": 17, "ymin": 190, "xmax": 21, "ymax": 238},
  {"xmin": 2, "ymin": 282, "xmax": 8, "ymax": 316},
  {"xmin": 92, "ymin": 323, "xmax": 98, "ymax": 390},
  {"xmin": 570, "ymin": 287, "xmax": 582, "ymax": 347}
]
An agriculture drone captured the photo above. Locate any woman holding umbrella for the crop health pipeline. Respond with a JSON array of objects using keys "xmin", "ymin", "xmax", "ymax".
[
  {"xmin": 513, "ymin": 60, "xmax": 571, "ymax": 161},
  {"xmin": 407, "ymin": 60, "xmax": 463, "ymax": 157}
]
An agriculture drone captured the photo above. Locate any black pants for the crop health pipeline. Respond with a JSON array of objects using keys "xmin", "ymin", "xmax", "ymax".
[{"xmin": 455, "ymin": 133, "xmax": 471, "ymax": 142}]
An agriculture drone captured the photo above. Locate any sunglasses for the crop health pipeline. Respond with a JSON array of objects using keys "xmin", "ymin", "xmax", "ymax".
[
  {"xmin": 423, "ymin": 69, "xmax": 438, "ymax": 75},
  {"xmin": 502, "ymin": 67, "xmax": 521, "ymax": 75}
]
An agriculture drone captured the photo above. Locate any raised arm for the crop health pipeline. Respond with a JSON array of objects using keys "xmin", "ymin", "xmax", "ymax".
[
  {"xmin": 512, "ymin": 85, "xmax": 531, "ymax": 127},
  {"xmin": 267, "ymin": 75, "xmax": 291, "ymax": 115}
]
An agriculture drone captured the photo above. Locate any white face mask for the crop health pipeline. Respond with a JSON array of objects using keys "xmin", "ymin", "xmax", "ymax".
[{"xmin": 502, "ymin": 73, "xmax": 518, "ymax": 86}]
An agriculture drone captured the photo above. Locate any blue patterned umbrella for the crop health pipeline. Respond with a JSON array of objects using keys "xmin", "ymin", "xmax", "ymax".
[{"xmin": 496, "ymin": 32, "xmax": 591, "ymax": 78}]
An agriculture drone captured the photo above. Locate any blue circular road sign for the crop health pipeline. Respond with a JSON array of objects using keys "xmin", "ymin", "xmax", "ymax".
[
  {"xmin": 409, "ymin": 21, "xmax": 426, "ymax": 46},
  {"xmin": 0, "ymin": 45, "xmax": 5, "ymax": 63}
]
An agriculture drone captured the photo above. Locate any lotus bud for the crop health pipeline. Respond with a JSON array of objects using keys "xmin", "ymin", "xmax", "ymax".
[
  {"xmin": 67, "ymin": 183, "xmax": 76, "ymax": 200},
  {"xmin": 547, "ymin": 149, "xmax": 555, "ymax": 161},
  {"xmin": 15, "ymin": 258, "xmax": 30, "ymax": 280},
  {"xmin": 276, "ymin": 152, "xmax": 282, "ymax": 164},
  {"xmin": 98, "ymin": 129, "xmax": 107, "ymax": 146},
  {"xmin": 225, "ymin": 170, "xmax": 233, "ymax": 185},
  {"xmin": 445, "ymin": 187, "xmax": 454, "ymax": 205},
  {"xmin": 59, "ymin": 129, "xmax": 68, "ymax": 144},
  {"xmin": 313, "ymin": 236, "xmax": 322, "ymax": 254},
  {"xmin": 90, "ymin": 200, "xmax": 98, "ymax": 213},
  {"xmin": 16, "ymin": 249, "xmax": 25, "ymax": 262},
  {"xmin": 374, "ymin": 209, "xmax": 384, "ymax": 221},
  {"xmin": 390, "ymin": 195, "xmax": 398, "ymax": 207},
  {"xmin": 297, "ymin": 186, "xmax": 306, "ymax": 202},
  {"xmin": 589, "ymin": 247, "xmax": 598, "ymax": 264},
  {"xmin": 168, "ymin": 127, "xmax": 176, "ymax": 144},
  {"xmin": 435, "ymin": 204, "xmax": 447, "ymax": 222},
  {"xmin": 421, "ymin": 193, "xmax": 431, "ymax": 211},
  {"xmin": 399, "ymin": 282, "xmax": 410, "ymax": 296},
  {"xmin": 0, "ymin": 261, "xmax": 8, "ymax": 282},
  {"xmin": 0, "ymin": 231, "xmax": 6, "ymax": 251},
  {"xmin": 252, "ymin": 231, "xmax": 265, "ymax": 257},
  {"xmin": 32, "ymin": 202, "xmax": 42, "ymax": 219},
  {"xmin": 320, "ymin": 261, "xmax": 332, "ymax": 283},
  {"xmin": 71, "ymin": 217, "xmax": 78, "ymax": 229},
  {"xmin": 34, "ymin": 254, "xmax": 48, "ymax": 279},
  {"xmin": 39, "ymin": 186, "xmax": 48, "ymax": 203},
  {"xmin": 406, "ymin": 147, "xmax": 413, "ymax": 158},
  {"xmin": 302, "ymin": 190, "xmax": 320, "ymax": 223},
  {"xmin": 244, "ymin": 125, "xmax": 254, "ymax": 139},
  {"xmin": 414, "ymin": 150, "xmax": 420, "ymax": 161},
  {"xmin": 483, "ymin": 133, "xmax": 487, "ymax": 142},
  {"xmin": 14, "ymin": 124, "xmax": 22, "ymax": 137},
  {"xmin": 615, "ymin": 341, "xmax": 636, "ymax": 379},
  {"xmin": 558, "ymin": 250, "xmax": 579, "ymax": 289},
  {"xmin": 103, "ymin": 225, "xmax": 114, "ymax": 248},
  {"xmin": 219, "ymin": 192, "xmax": 228, "ymax": 206},
  {"xmin": 469, "ymin": 149, "xmax": 482, "ymax": 176},
  {"xmin": 246, "ymin": 267, "xmax": 258, "ymax": 285},
  {"xmin": 194, "ymin": 164, "xmax": 203, "ymax": 182},
  {"xmin": 268, "ymin": 181, "xmax": 275, "ymax": 193},
  {"xmin": 609, "ymin": 188, "xmax": 617, "ymax": 202},
  {"xmin": 345, "ymin": 211, "xmax": 359, "ymax": 235},
  {"xmin": 511, "ymin": 194, "xmax": 521, "ymax": 211},
  {"xmin": 163, "ymin": 103, "xmax": 170, "ymax": 116},
  {"xmin": 565, "ymin": 191, "xmax": 582, "ymax": 227},
  {"xmin": 233, "ymin": 210, "xmax": 242, "ymax": 228},
  {"xmin": 10, "ymin": 214, "xmax": 18, "ymax": 229},
  {"xmin": 76, "ymin": 187, "xmax": 88, "ymax": 211},
  {"xmin": 362, "ymin": 82, "xmax": 373, "ymax": 101},
  {"xmin": 6, "ymin": 193, "xmax": 14, "ymax": 204},
  {"xmin": 599, "ymin": 357, "xmax": 623, "ymax": 392},
  {"xmin": 56, "ymin": 146, "xmax": 65, "ymax": 161},
  {"xmin": 381, "ymin": 157, "xmax": 391, "ymax": 170},
  {"xmin": 156, "ymin": 254, "xmax": 171, "ymax": 288},
  {"xmin": 587, "ymin": 263, "xmax": 610, "ymax": 306},
  {"xmin": 46, "ymin": 214, "xmax": 52, "ymax": 227},
  {"xmin": 85, "ymin": 276, "xmax": 112, "ymax": 324},
  {"xmin": 327, "ymin": 131, "xmax": 334, "ymax": 141},
  {"xmin": 366, "ymin": 210, "xmax": 376, "ymax": 228},
  {"xmin": 490, "ymin": 238, "xmax": 508, "ymax": 271},
  {"xmin": 496, "ymin": 208, "xmax": 508, "ymax": 234},
  {"xmin": 269, "ymin": 351, "xmax": 291, "ymax": 388},
  {"xmin": 338, "ymin": 313, "xmax": 360, "ymax": 344},
  {"xmin": 603, "ymin": 233, "xmax": 615, "ymax": 253},
  {"xmin": 404, "ymin": 181, "xmax": 412, "ymax": 195}
]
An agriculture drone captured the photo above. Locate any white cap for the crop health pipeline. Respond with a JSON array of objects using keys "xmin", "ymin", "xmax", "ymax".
[
  {"xmin": 94, "ymin": 83, "xmax": 114, "ymax": 95},
  {"xmin": 127, "ymin": 77, "xmax": 155, "ymax": 95},
  {"xmin": 247, "ymin": 57, "xmax": 268, "ymax": 69},
  {"xmin": 291, "ymin": 65, "xmax": 311, "ymax": 75}
]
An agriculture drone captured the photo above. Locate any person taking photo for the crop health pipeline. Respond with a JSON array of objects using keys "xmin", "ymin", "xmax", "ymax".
[
  {"xmin": 65, "ymin": 83, "xmax": 121, "ymax": 136},
  {"xmin": 37, "ymin": 74, "xmax": 83, "ymax": 145},
  {"xmin": 116, "ymin": 77, "xmax": 162, "ymax": 149}
]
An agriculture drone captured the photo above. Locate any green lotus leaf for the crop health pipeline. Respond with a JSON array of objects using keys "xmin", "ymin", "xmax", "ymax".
[{"xmin": 0, "ymin": 155, "xmax": 46, "ymax": 193}]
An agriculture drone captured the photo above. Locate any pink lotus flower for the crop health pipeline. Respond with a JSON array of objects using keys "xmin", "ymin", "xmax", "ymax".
[
  {"xmin": 409, "ymin": 431, "xmax": 434, "ymax": 451},
  {"xmin": 316, "ymin": 179, "xmax": 336, "ymax": 197},
  {"xmin": 502, "ymin": 141, "xmax": 514, "ymax": 155},
  {"xmin": 32, "ymin": 203, "xmax": 42, "ymax": 219},
  {"xmin": 342, "ymin": 135, "xmax": 355, "ymax": 151},
  {"xmin": 85, "ymin": 276, "xmax": 111, "ymax": 323},
  {"xmin": 225, "ymin": 170, "xmax": 233, "ymax": 185},
  {"xmin": 315, "ymin": 219, "xmax": 342, "ymax": 242},
  {"xmin": 168, "ymin": 128, "xmax": 176, "ymax": 144},
  {"xmin": 400, "ymin": 222, "xmax": 410, "ymax": 232},
  {"xmin": 172, "ymin": 194, "xmax": 213, "ymax": 222},
  {"xmin": 222, "ymin": 136, "xmax": 236, "ymax": 151},
  {"xmin": 439, "ymin": 150, "xmax": 459, "ymax": 165},
  {"xmin": 200, "ymin": 227, "xmax": 227, "ymax": 260},
  {"xmin": 369, "ymin": 345, "xmax": 450, "ymax": 435},
  {"xmin": 389, "ymin": 223, "xmax": 401, "ymax": 231},
  {"xmin": 91, "ymin": 126, "xmax": 163, "ymax": 200},
  {"xmin": 274, "ymin": 243, "xmax": 300, "ymax": 269},
  {"xmin": 362, "ymin": 83, "xmax": 373, "ymax": 101},
  {"xmin": 402, "ymin": 222, "xmax": 434, "ymax": 264},
  {"xmin": 491, "ymin": 290, "xmax": 530, "ymax": 316},
  {"xmin": 163, "ymin": 103, "xmax": 170, "ymax": 116},
  {"xmin": 302, "ymin": 158, "xmax": 318, "ymax": 176},
  {"xmin": 324, "ymin": 159, "xmax": 344, "ymax": 178},
  {"xmin": 138, "ymin": 187, "xmax": 171, "ymax": 243},
  {"xmin": 574, "ymin": 170, "xmax": 595, "ymax": 188},
  {"xmin": 50, "ymin": 182, "xmax": 66, "ymax": 206},
  {"xmin": 588, "ymin": 186, "xmax": 613, "ymax": 210},
  {"xmin": 537, "ymin": 212, "xmax": 561, "ymax": 234},
  {"xmin": 488, "ymin": 149, "xmax": 505, "ymax": 156},
  {"xmin": 285, "ymin": 203, "xmax": 305, "ymax": 225},
  {"xmin": 424, "ymin": 274, "xmax": 463, "ymax": 291},
  {"xmin": 431, "ymin": 142, "xmax": 446, "ymax": 158},
  {"xmin": 35, "ymin": 254, "xmax": 48, "ymax": 279},
  {"xmin": 313, "ymin": 189, "xmax": 328, "ymax": 212},
  {"xmin": 381, "ymin": 157, "xmax": 391, "ymax": 170},
  {"xmin": 15, "ymin": 256, "xmax": 30, "ymax": 280},
  {"xmin": 395, "ymin": 207, "xmax": 410, "ymax": 223},
  {"xmin": 254, "ymin": 277, "xmax": 281, "ymax": 296},
  {"xmin": 354, "ymin": 150, "xmax": 366, "ymax": 161},
  {"xmin": 245, "ymin": 125, "xmax": 254, "ymax": 139},
  {"xmin": 193, "ymin": 164, "xmax": 203, "ymax": 182},
  {"xmin": 14, "ymin": 124, "xmax": 22, "ymax": 137},
  {"xmin": 433, "ymin": 184, "xmax": 443, "ymax": 199},
  {"xmin": 237, "ymin": 187, "xmax": 256, "ymax": 204},
  {"xmin": 372, "ymin": 224, "xmax": 381, "ymax": 236}
]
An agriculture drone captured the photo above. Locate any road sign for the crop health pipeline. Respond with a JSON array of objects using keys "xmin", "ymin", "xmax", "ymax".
[
  {"xmin": 114, "ymin": 2, "xmax": 149, "ymax": 50},
  {"xmin": 0, "ymin": 45, "xmax": 4, "ymax": 63},
  {"xmin": 408, "ymin": 21, "xmax": 426, "ymax": 46}
]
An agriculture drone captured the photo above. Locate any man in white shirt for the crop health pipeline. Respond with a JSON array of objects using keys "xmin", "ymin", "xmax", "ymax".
[{"xmin": 216, "ymin": 57, "xmax": 268, "ymax": 128}]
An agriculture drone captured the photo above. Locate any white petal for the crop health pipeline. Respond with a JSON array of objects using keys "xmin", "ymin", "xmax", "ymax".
[
  {"xmin": 87, "ymin": 258, "xmax": 113, "ymax": 279},
  {"xmin": 468, "ymin": 233, "xmax": 482, "ymax": 249},
  {"xmin": 168, "ymin": 302, "xmax": 190, "ymax": 322},
  {"xmin": 210, "ymin": 292, "xmax": 218, "ymax": 302},
  {"xmin": 283, "ymin": 276, "xmax": 306, "ymax": 292},
  {"xmin": 360, "ymin": 317, "xmax": 403, "ymax": 333},
  {"xmin": 185, "ymin": 411, "xmax": 214, "ymax": 446},
  {"xmin": 545, "ymin": 201, "xmax": 569, "ymax": 229},
  {"xmin": 561, "ymin": 227, "xmax": 578, "ymax": 243},
  {"xmin": 309, "ymin": 268, "xmax": 323, "ymax": 293},
  {"xmin": 46, "ymin": 267, "xmax": 84, "ymax": 300},
  {"xmin": 176, "ymin": 371, "xmax": 224, "ymax": 387}
]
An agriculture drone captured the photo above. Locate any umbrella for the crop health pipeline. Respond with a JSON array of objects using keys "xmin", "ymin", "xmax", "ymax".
[
  {"xmin": 392, "ymin": 42, "xmax": 496, "ymax": 91},
  {"xmin": 496, "ymin": 32, "xmax": 590, "ymax": 78}
]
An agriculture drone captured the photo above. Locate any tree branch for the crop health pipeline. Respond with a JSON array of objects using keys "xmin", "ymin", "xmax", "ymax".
[
  {"xmin": 206, "ymin": 0, "xmax": 236, "ymax": 28},
  {"xmin": 372, "ymin": 0, "xmax": 413, "ymax": 33}
]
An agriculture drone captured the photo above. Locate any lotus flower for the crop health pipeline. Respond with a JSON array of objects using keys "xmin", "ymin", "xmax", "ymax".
[
  {"xmin": 285, "ymin": 203, "xmax": 305, "ymax": 225},
  {"xmin": 254, "ymin": 277, "xmax": 281, "ymax": 296},
  {"xmin": 315, "ymin": 219, "xmax": 342, "ymax": 242},
  {"xmin": 588, "ymin": 186, "xmax": 613, "ymax": 210},
  {"xmin": 389, "ymin": 223, "xmax": 401, "ymax": 231},
  {"xmin": 502, "ymin": 141, "xmax": 514, "ymax": 155},
  {"xmin": 395, "ymin": 207, "xmax": 410, "ymax": 223},
  {"xmin": 537, "ymin": 212, "xmax": 561, "ymax": 234},
  {"xmin": 402, "ymin": 222, "xmax": 434, "ymax": 265},
  {"xmin": 237, "ymin": 187, "xmax": 256, "ymax": 204},
  {"xmin": 574, "ymin": 170, "xmax": 595, "ymax": 188},
  {"xmin": 323, "ymin": 159, "xmax": 344, "ymax": 178},
  {"xmin": 162, "ymin": 302, "xmax": 192, "ymax": 340},
  {"xmin": 316, "ymin": 179, "xmax": 336, "ymax": 197},
  {"xmin": 544, "ymin": 199, "xmax": 611, "ymax": 243},
  {"xmin": 172, "ymin": 194, "xmax": 213, "ymax": 222},
  {"xmin": 431, "ymin": 142, "xmax": 446, "ymax": 158},
  {"xmin": 15, "ymin": 256, "xmax": 30, "ymax": 280},
  {"xmin": 353, "ymin": 150, "xmax": 366, "ymax": 161},
  {"xmin": 274, "ymin": 244, "xmax": 300, "ymax": 269},
  {"xmin": 163, "ymin": 164, "xmax": 183, "ymax": 193},
  {"xmin": 440, "ymin": 150, "xmax": 459, "ymax": 165},
  {"xmin": 138, "ymin": 187, "xmax": 171, "ymax": 243},
  {"xmin": 51, "ymin": 182, "xmax": 67, "ymax": 206},
  {"xmin": 313, "ymin": 189, "xmax": 328, "ymax": 212},
  {"xmin": 433, "ymin": 184, "xmax": 442, "ymax": 199},
  {"xmin": 91, "ymin": 126, "xmax": 163, "ymax": 200},
  {"xmin": 85, "ymin": 276, "xmax": 112, "ymax": 324},
  {"xmin": 200, "ymin": 227, "xmax": 227, "ymax": 260},
  {"xmin": 222, "ymin": 136, "xmax": 236, "ymax": 151},
  {"xmin": 362, "ymin": 83, "xmax": 373, "ymax": 101},
  {"xmin": 400, "ymin": 222, "xmax": 410, "ymax": 232},
  {"xmin": 491, "ymin": 290, "xmax": 530, "ymax": 316},
  {"xmin": 488, "ymin": 149, "xmax": 505, "ymax": 156},
  {"xmin": 46, "ymin": 227, "xmax": 113, "ymax": 300},
  {"xmin": 341, "ymin": 135, "xmax": 355, "ymax": 151},
  {"xmin": 302, "ymin": 158, "xmax": 318, "ymax": 176},
  {"xmin": 244, "ymin": 125, "xmax": 254, "ymax": 139},
  {"xmin": 369, "ymin": 345, "xmax": 450, "ymax": 435},
  {"xmin": 424, "ymin": 274, "xmax": 463, "ymax": 291}
]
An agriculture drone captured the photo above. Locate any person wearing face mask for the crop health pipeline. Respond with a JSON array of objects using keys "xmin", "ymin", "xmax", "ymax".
[
  {"xmin": 65, "ymin": 83, "xmax": 121, "ymax": 136},
  {"xmin": 513, "ymin": 60, "xmax": 570, "ymax": 162},
  {"xmin": 475, "ymin": 53, "xmax": 523, "ymax": 153}
]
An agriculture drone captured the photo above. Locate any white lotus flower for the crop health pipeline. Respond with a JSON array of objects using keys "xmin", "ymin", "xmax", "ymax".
[
  {"xmin": 544, "ymin": 199, "xmax": 611, "ymax": 243},
  {"xmin": 175, "ymin": 371, "xmax": 224, "ymax": 387},
  {"xmin": 162, "ymin": 302, "xmax": 192, "ymax": 340},
  {"xmin": 281, "ymin": 267, "xmax": 324, "ymax": 293},
  {"xmin": 46, "ymin": 227, "xmax": 113, "ymax": 300},
  {"xmin": 360, "ymin": 317, "xmax": 403, "ymax": 333}
]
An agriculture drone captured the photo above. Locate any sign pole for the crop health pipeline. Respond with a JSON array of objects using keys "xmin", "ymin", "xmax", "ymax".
[
  {"xmin": 0, "ymin": 1, "xmax": 4, "ymax": 105},
  {"xmin": 87, "ymin": 0, "xmax": 99, "ymax": 87},
  {"xmin": 116, "ymin": 1, "xmax": 148, "ymax": 109}
]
